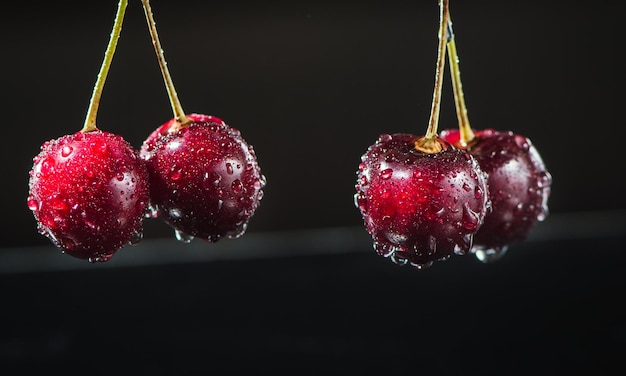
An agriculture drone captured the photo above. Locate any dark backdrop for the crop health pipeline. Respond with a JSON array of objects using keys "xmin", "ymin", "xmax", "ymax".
[
  {"xmin": 2, "ymin": 2, "xmax": 626, "ymax": 374},
  {"xmin": 3, "ymin": 0, "xmax": 625, "ymax": 248}
]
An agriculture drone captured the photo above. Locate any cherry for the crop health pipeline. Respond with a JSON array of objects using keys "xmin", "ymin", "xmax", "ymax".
[
  {"xmin": 27, "ymin": 0, "xmax": 150, "ymax": 262},
  {"xmin": 140, "ymin": 114, "xmax": 265, "ymax": 242},
  {"xmin": 440, "ymin": 129, "xmax": 551, "ymax": 258},
  {"xmin": 28, "ymin": 131, "xmax": 149, "ymax": 262},
  {"xmin": 440, "ymin": 11, "xmax": 552, "ymax": 260},
  {"xmin": 139, "ymin": 0, "xmax": 265, "ymax": 243},
  {"xmin": 355, "ymin": 134, "xmax": 489, "ymax": 268},
  {"xmin": 354, "ymin": 0, "xmax": 489, "ymax": 268}
]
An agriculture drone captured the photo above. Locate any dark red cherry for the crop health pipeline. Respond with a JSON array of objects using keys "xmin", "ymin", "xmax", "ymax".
[
  {"xmin": 440, "ymin": 128, "xmax": 552, "ymax": 258},
  {"xmin": 140, "ymin": 114, "xmax": 265, "ymax": 243},
  {"xmin": 355, "ymin": 133, "xmax": 490, "ymax": 269},
  {"xmin": 27, "ymin": 131, "xmax": 150, "ymax": 262}
]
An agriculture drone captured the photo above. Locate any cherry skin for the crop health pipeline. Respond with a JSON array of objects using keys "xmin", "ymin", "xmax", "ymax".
[
  {"xmin": 355, "ymin": 133, "xmax": 490, "ymax": 268},
  {"xmin": 440, "ymin": 128, "xmax": 552, "ymax": 256},
  {"xmin": 27, "ymin": 131, "xmax": 150, "ymax": 262},
  {"xmin": 140, "ymin": 113, "xmax": 265, "ymax": 243}
]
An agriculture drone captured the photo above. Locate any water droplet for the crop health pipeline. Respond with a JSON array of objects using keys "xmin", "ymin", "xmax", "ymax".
[
  {"xmin": 226, "ymin": 163, "xmax": 234, "ymax": 175},
  {"xmin": 61, "ymin": 145, "xmax": 73, "ymax": 157},
  {"xmin": 390, "ymin": 253, "xmax": 409, "ymax": 266},
  {"xmin": 514, "ymin": 134, "xmax": 530, "ymax": 151},
  {"xmin": 170, "ymin": 170, "xmax": 182, "ymax": 181},
  {"xmin": 116, "ymin": 172, "xmax": 125, "ymax": 181},
  {"xmin": 380, "ymin": 189, "xmax": 391, "ymax": 199},
  {"xmin": 380, "ymin": 169, "xmax": 393, "ymax": 180},
  {"xmin": 454, "ymin": 234, "xmax": 473, "ymax": 255},
  {"xmin": 474, "ymin": 186, "xmax": 483, "ymax": 199},
  {"xmin": 175, "ymin": 229, "xmax": 194, "ymax": 243},
  {"xmin": 227, "ymin": 223, "xmax": 248, "ymax": 239},
  {"xmin": 377, "ymin": 134, "xmax": 392, "ymax": 143},
  {"xmin": 474, "ymin": 246, "xmax": 508, "ymax": 263},
  {"xmin": 231, "ymin": 179, "xmax": 244, "ymax": 194},
  {"xmin": 27, "ymin": 196, "xmax": 38, "ymax": 211},
  {"xmin": 40, "ymin": 157, "xmax": 55, "ymax": 174},
  {"xmin": 374, "ymin": 241, "xmax": 394, "ymax": 257},
  {"xmin": 50, "ymin": 197, "xmax": 68, "ymax": 212},
  {"xmin": 410, "ymin": 261, "xmax": 433, "ymax": 270},
  {"xmin": 359, "ymin": 175, "xmax": 368, "ymax": 186},
  {"xmin": 169, "ymin": 208, "xmax": 183, "ymax": 219},
  {"xmin": 536, "ymin": 171, "xmax": 552, "ymax": 189},
  {"xmin": 461, "ymin": 203, "xmax": 480, "ymax": 230},
  {"xmin": 85, "ymin": 220, "xmax": 98, "ymax": 231},
  {"xmin": 462, "ymin": 183, "xmax": 471, "ymax": 192},
  {"xmin": 96, "ymin": 142, "xmax": 109, "ymax": 154},
  {"xmin": 427, "ymin": 235, "xmax": 437, "ymax": 255},
  {"xmin": 129, "ymin": 231, "xmax": 143, "ymax": 245}
]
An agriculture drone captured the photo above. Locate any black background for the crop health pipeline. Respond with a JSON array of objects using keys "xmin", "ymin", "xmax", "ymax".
[
  {"xmin": 1, "ymin": 1, "xmax": 625, "ymax": 374},
  {"xmin": 3, "ymin": 0, "xmax": 626, "ymax": 247}
]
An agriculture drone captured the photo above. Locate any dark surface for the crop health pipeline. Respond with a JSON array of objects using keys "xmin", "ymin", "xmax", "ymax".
[
  {"xmin": 2, "ymin": 0, "xmax": 626, "ymax": 248},
  {"xmin": 1, "ymin": 211, "xmax": 625, "ymax": 375}
]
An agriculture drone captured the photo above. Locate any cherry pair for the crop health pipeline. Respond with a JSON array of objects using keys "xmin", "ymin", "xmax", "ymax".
[
  {"xmin": 354, "ymin": 0, "xmax": 552, "ymax": 269},
  {"xmin": 27, "ymin": 0, "xmax": 265, "ymax": 262}
]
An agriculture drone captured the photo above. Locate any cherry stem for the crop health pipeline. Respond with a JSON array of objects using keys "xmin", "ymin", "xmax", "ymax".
[
  {"xmin": 424, "ymin": 0, "xmax": 450, "ymax": 140},
  {"xmin": 141, "ymin": 0, "xmax": 190, "ymax": 127},
  {"xmin": 81, "ymin": 0, "xmax": 128, "ymax": 133},
  {"xmin": 446, "ymin": 16, "xmax": 475, "ymax": 146}
]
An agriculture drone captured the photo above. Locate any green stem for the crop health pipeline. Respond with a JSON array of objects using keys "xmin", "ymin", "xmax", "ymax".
[
  {"xmin": 81, "ymin": 0, "xmax": 128, "ymax": 133},
  {"xmin": 447, "ymin": 17, "xmax": 475, "ymax": 146},
  {"xmin": 424, "ymin": 0, "xmax": 450, "ymax": 140},
  {"xmin": 141, "ymin": 0, "xmax": 190, "ymax": 126}
]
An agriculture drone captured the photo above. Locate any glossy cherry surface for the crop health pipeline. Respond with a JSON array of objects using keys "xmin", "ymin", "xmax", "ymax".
[
  {"xmin": 440, "ymin": 128, "xmax": 552, "ymax": 255},
  {"xmin": 27, "ymin": 131, "xmax": 150, "ymax": 262},
  {"xmin": 355, "ymin": 133, "xmax": 489, "ymax": 268},
  {"xmin": 140, "ymin": 113, "xmax": 265, "ymax": 242}
]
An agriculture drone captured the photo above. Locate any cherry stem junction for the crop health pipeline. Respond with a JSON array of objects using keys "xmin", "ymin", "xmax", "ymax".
[
  {"xmin": 81, "ymin": 0, "xmax": 128, "ymax": 133},
  {"xmin": 446, "ymin": 16, "xmax": 475, "ymax": 146},
  {"xmin": 141, "ymin": 0, "xmax": 190, "ymax": 127},
  {"xmin": 416, "ymin": 0, "xmax": 450, "ymax": 153}
]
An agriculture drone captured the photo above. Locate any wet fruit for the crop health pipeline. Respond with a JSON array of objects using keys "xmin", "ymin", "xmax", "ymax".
[
  {"xmin": 441, "ymin": 8, "xmax": 552, "ymax": 261},
  {"xmin": 140, "ymin": 0, "xmax": 265, "ymax": 242},
  {"xmin": 140, "ymin": 114, "xmax": 265, "ymax": 242},
  {"xmin": 27, "ymin": 0, "xmax": 150, "ymax": 262},
  {"xmin": 354, "ymin": 0, "xmax": 489, "ymax": 268},
  {"xmin": 355, "ymin": 133, "xmax": 488, "ymax": 268},
  {"xmin": 440, "ymin": 129, "xmax": 552, "ymax": 257},
  {"xmin": 28, "ymin": 131, "xmax": 149, "ymax": 262}
]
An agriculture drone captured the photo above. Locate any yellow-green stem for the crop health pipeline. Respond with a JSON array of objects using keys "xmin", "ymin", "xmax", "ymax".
[
  {"xmin": 415, "ymin": 0, "xmax": 449, "ymax": 154},
  {"xmin": 81, "ymin": 0, "xmax": 128, "ymax": 133},
  {"xmin": 424, "ymin": 0, "xmax": 449, "ymax": 139},
  {"xmin": 447, "ymin": 17, "xmax": 475, "ymax": 146},
  {"xmin": 141, "ymin": 0, "xmax": 190, "ymax": 127}
]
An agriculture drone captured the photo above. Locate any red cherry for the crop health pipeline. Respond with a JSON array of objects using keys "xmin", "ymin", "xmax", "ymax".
[
  {"xmin": 140, "ymin": 114, "xmax": 265, "ymax": 242},
  {"xmin": 28, "ymin": 131, "xmax": 149, "ymax": 262},
  {"xmin": 26, "ymin": 0, "xmax": 148, "ymax": 262},
  {"xmin": 139, "ymin": 1, "xmax": 265, "ymax": 243},
  {"xmin": 354, "ymin": 0, "xmax": 482, "ymax": 268},
  {"xmin": 141, "ymin": 114, "xmax": 224, "ymax": 154},
  {"xmin": 355, "ymin": 134, "xmax": 489, "ymax": 268},
  {"xmin": 440, "ymin": 128, "xmax": 552, "ymax": 257}
]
